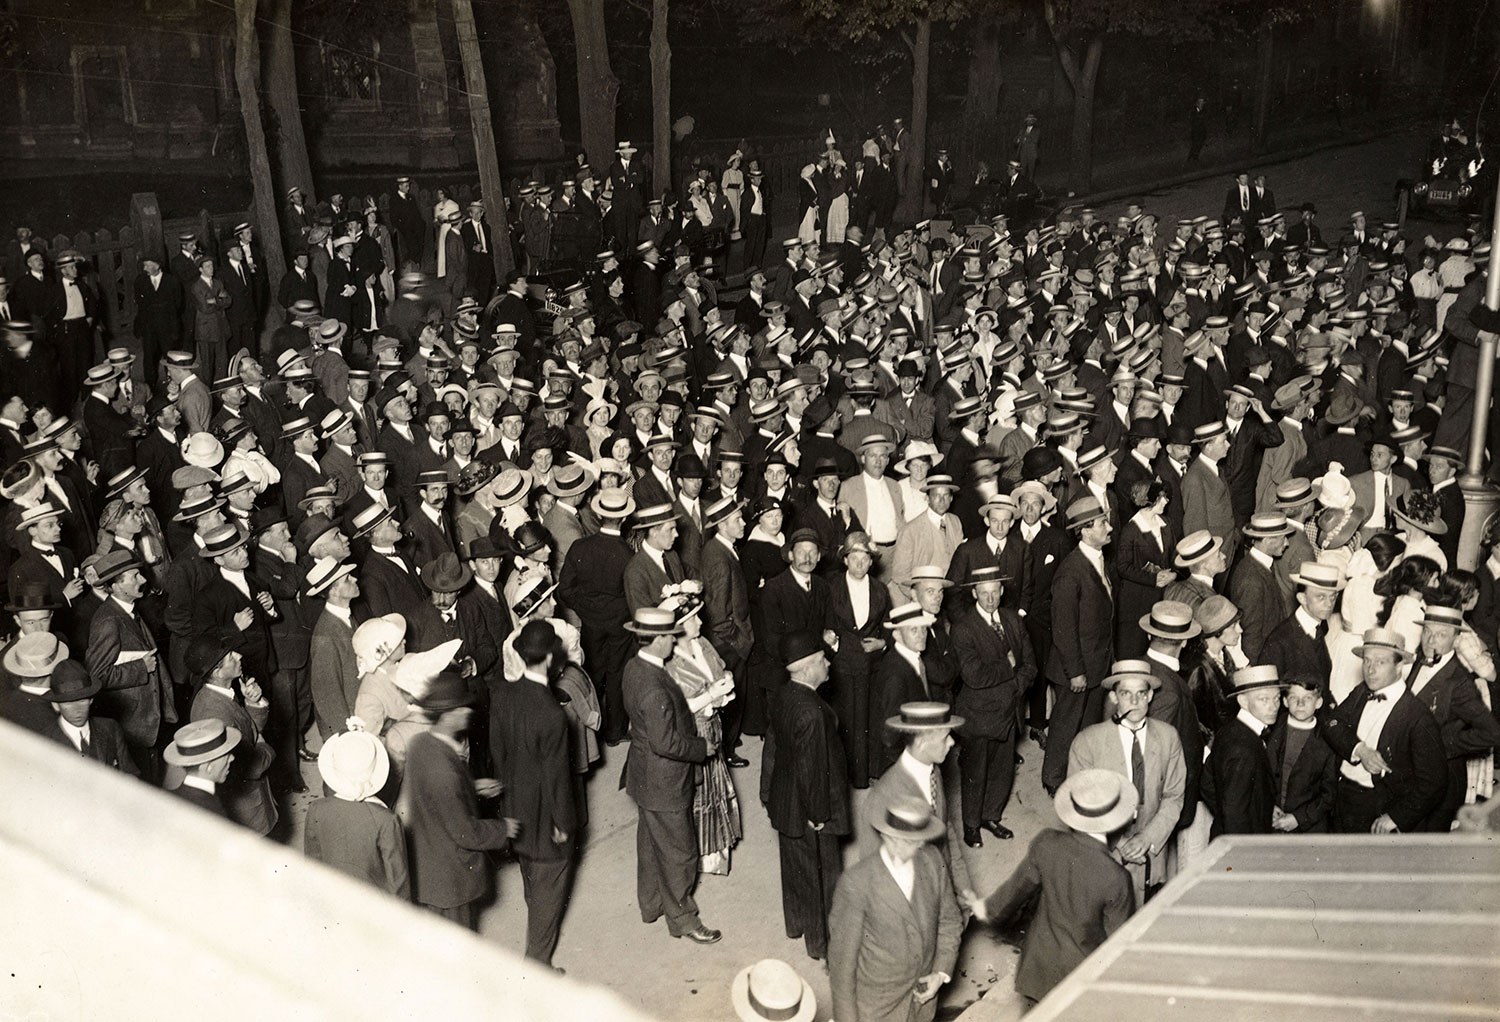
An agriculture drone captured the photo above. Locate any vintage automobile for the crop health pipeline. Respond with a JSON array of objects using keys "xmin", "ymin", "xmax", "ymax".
[{"xmin": 1396, "ymin": 125, "xmax": 1489, "ymax": 222}]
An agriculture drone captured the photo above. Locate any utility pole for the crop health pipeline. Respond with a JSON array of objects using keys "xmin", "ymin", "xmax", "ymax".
[{"xmin": 451, "ymin": 0, "xmax": 514, "ymax": 283}]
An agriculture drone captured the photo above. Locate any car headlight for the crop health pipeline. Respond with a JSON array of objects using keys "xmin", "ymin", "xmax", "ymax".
[
  {"xmin": 1414, "ymin": 181, "xmax": 1428, "ymax": 194},
  {"xmin": 1458, "ymin": 183, "xmax": 1473, "ymax": 198}
]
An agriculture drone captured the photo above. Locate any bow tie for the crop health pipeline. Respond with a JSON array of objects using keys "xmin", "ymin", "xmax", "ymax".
[{"xmin": 1369, "ymin": 692, "xmax": 1388, "ymax": 703}]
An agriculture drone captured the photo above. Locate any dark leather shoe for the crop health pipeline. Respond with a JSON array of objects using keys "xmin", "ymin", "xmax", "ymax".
[
  {"xmin": 963, "ymin": 826, "xmax": 983, "ymax": 848},
  {"xmin": 1029, "ymin": 727, "xmax": 1047, "ymax": 749},
  {"xmin": 297, "ymin": 748, "xmax": 318, "ymax": 762},
  {"xmin": 982, "ymin": 820, "xmax": 1014, "ymax": 840},
  {"xmin": 726, "ymin": 755, "xmax": 750, "ymax": 768},
  {"xmin": 1014, "ymin": 752, "xmax": 1025, "ymax": 765},
  {"xmin": 677, "ymin": 925, "xmax": 722, "ymax": 945}
]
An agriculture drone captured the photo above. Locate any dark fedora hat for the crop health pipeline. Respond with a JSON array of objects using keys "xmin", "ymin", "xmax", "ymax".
[
  {"xmin": 42, "ymin": 659, "xmax": 102, "ymax": 702},
  {"xmin": 782, "ymin": 630, "xmax": 825, "ymax": 668},
  {"xmin": 420, "ymin": 552, "xmax": 472, "ymax": 593},
  {"xmin": 415, "ymin": 671, "xmax": 476, "ymax": 711}
]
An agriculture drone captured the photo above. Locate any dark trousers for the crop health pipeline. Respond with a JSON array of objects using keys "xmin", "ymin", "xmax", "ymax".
[
  {"xmin": 959, "ymin": 732, "xmax": 1017, "ymax": 828},
  {"xmin": 57, "ymin": 318, "xmax": 95, "ymax": 408},
  {"xmin": 719, "ymin": 652, "xmax": 749, "ymax": 753},
  {"xmin": 1333, "ymin": 777, "xmax": 1385, "ymax": 834},
  {"xmin": 743, "ymin": 213, "xmax": 768, "ymax": 270},
  {"xmin": 268, "ymin": 666, "xmax": 311, "ymax": 792},
  {"xmin": 518, "ymin": 848, "xmax": 575, "ymax": 964},
  {"xmin": 636, "ymin": 805, "xmax": 702, "ymax": 936},
  {"xmin": 1417, "ymin": 759, "xmax": 1469, "ymax": 833},
  {"xmin": 1024, "ymin": 621, "xmax": 1052, "ymax": 729},
  {"xmin": 777, "ymin": 828, "xmax": 841, "ymax": 959},
  {"xmin": 1041, "ymin": 682, "xmax": 1107, "ymax": 790},
  {"xmin": 583, "ymin": 624, "xmax": 634, "ymax": 743},
  {"xmin": 424, "ymin": 899, "xmax": 478, "ymax": 931}
]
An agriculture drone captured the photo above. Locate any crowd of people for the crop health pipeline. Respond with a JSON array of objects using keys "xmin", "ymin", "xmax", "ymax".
[{"xmin": 3, "ymin": 119, "xmax": 1500, "ymax": 1020}]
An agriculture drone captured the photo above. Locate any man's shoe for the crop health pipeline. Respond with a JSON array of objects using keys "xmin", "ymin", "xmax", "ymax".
[
  {"xmin": 1029, "ymin": 727, "xmax": 1047, "ymax": 749},
  {"xmin": 982, "ymin": 820, "xmax": 1014, "ymax": 840},
  {"xmin": 605, "ymin": 735, "xmax": 628, "ymax": 747},
  {"xmin": 1014, "ymin": 752, "xmax": 1025, "ymax": 765},
  {"xmin": 677, "ymin": 925, "xmax": 722, "ymax": 945},
  {"xmin": 963, "ymin": 826, "xmax": 983, "ymax": 848},
  {"xmin": 726, "ymin": 755, "xmax": 750, "ymax": 768},
  {"xmin": 297, "ymin": 748, "xmax": 318, "ymax": 762}
]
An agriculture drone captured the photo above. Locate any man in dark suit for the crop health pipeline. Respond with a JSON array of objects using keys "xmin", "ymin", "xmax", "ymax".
[
  {"xmin": 951, "ymin": 567, "xmax": 1034, "ymax": 847},
  {"xmin": 766, "ymin": 632, "xmax": 850, "ymax": 961},
  {"xmin": 1040, "ymin": 496, "xmax": 1116, "ymax": 794},
  {"xmin": 1408, "ymin": 606, "xmax": 1500, "ymax": 831},
  {"xmin": 1221, "ymin": 172, "xmax": 1254, "ymax": 228},
  {"xmin": 132, "ymin": 256, "xmax": 183, "ymax": 372},
  {"xmin": 184, "ymin": 631, "xmax": 279, "ymax": 835},
  {"xmin": 86, "ymin": 551, "xmax": 174, "ymax": 780},
  {"xmin": 8, "ymin": 502, "xmax": 81, "ymax": 614},
  {"xmin": 757, "ymin": 529, "xmax": 831, "ymax": 715},
  {"xmin": 80, "ymin": 367, "xmax": 138, "ymax": 484},
  {"xmin": 969, "ymin": 770, "xmax": 1135, "ymax": 1005},
  {"xmin": 403, "ymin": 673, "xmax": 518, "ymax": 929},
  {"xmin": 405, "ymin": 470, "xmax": 457, "ymax": 569},
  {"xmin": 352, "ymin": 504, "xmax": 429, "ymax": 620},
  {"xmin": 1427, "ymin": 447, "xmax": 1466, "ymax": 568},
  {"xmin": 191, "ymin": 526, "xmax": 279, "ymax": 687},
  {"xmin": 622, "ymin": 606, "xmax": 720, "ymax": 943},
  {"xmin": 1228, "ymin": 512, "xmax": 1295, "ymax": 659},
  {"xmin": 1201, "ymin": 665, "xmax": 1281, "ymax": 836},
  {"xmin": 1259, "ymin": 560, "xmax": 1340, "ymax": 702},
  {"xmin": 460, "ymin": 537, "xmax": 513, "ymax": 663},
  {"xmin": 276, "ymin": 251, "xmax": 320, "ymax": 311},
  {"xmin": 558, "ymin": 489, "xmax": 636, "ymax": 744},
  {"xmin": 945, "ymin": 495, "xmax": 1033, "ymax": 615},
  {"xmin": 38, "ymin": 658, "xmax": 138, "ymax": 775},
  {"xmin": 163, "ymin": 719, "xmax": 238, "ymax": 818},
  {"xmin": 828, "ymin": 799, "xmax": 962, "ymax": 1022},
  {"xmin": 1323, "ymin": 627, "xmax": 1448, "ymax": 834},
  {"xmin": 460, "ymin": 202, "xmax": 496, "ymax": 303},
  {"xmin": 46, "ymin": 254, "xmax": 101, "ymax": 409},
  {"xmin": 871, "ymin": 602, "xmax": 940, "ymax": 777},
  {"xmin": 220, "ymin": 241, "xmax": 259, "ymax": 354},
  {"xmin": 1218, "ymin": 386, "xmax": 1285, "ymax": 525},
  {"xmin": 622, "ymin": 503, "xmax": 685, "ymax": 614},
  {"xmin": 796, "ymin": 460, "xmax": 861, "ymax": 575},
  {"xmin": 699, "ymin": 498, "xmax": 754, "ymax": 764},
  {"xmin": 492, "ymin": 620, "xmax": 578, "ymax": 966}
]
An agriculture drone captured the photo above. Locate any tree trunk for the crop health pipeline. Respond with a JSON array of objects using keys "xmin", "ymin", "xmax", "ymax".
[
  {"xmin": 262, "ymin": 0, "xmax": 315, "ymax": 207},
  {"xmin": 452, "ymin": 0, "xmax": 514, "ymax": 283},
  {"xmin": 234, "ymin": 0, "xmax": 287, "ymax": 335},
  {"xmin": 897, "ymin": 14, "xmax": 932, "ymax": 222},
  {"xmin": 566, "ymin": 0, "xmax": 619, "ymax": 168},
  {"xmin": 963, "ymin": 12, "xmax": 1003, "ymax": 124},
  {"xmin": 1052, "ymin": 34, "xmax": 1101, "ymax": 196},
  {"xmin": 1252, "ymin": 21, "xmax": 1274, "ymax": 154},
  {"xmin": 650, "ymin": 0, "xmax": 671, "ymax": 195}
]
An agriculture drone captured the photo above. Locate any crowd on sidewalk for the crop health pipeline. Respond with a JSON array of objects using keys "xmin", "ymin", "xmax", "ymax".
[{"xmin": 3, "ymin": 118, "xmax": 1500, "ymax": 1020}]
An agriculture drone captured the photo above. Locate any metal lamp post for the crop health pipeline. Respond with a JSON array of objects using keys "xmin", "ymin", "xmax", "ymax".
[{"xmin": 1457, "ymin": 168, "xmax": 1500, "ymax": 567}]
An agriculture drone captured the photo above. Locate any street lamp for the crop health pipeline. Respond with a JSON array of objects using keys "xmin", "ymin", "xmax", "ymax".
[{"xmin": 1457, "ymin": 163, "xmax": 1500, "ymax": 567}]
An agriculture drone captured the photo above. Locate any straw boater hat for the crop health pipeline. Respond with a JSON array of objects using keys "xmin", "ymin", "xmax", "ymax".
[
  {"xmin": 907, "ymin": 565, "xmax": 954, "ymax": 589},
  {"xmin": 871, "ymin": 797, "xmax": 945, "ymax": 841},
  {"xmin": 318, "ymin": 728, "xmax": 390, "ymax": 802},
  {"xmin": 885, "ymin": 602, "xmax": 937, "ymax": 631},
  {"xmin": 731, "ymin": 959, "xmax": 816, "ymax": 1022},
  {"xmin": 1242, "ymin": 511, "xmax": 1296, "ymax": 539},
  {"xmin": 591, "ymin": 487, "xmax": 636, "ymax": 520},
  {"xmin": 1102, "ymin": 659, "xmax": 1161, "ymax": 690},
  {"xmin": 1289, "ymin": 561, "xmax": 1347, "ymax": 591},
  {"xmin": 1229, "ymin": 664, "xmax": 1282, "ymax": 695},
  {"xmin": 1423, "ymin": 605, "xmax": 1465, "ymax": 629},
  {"xmin": 1139, "ymin": 601, "xmax": 1202, "ymax": 642},
  {"xmin": 1173, "ymin": 530, "xmax": 1224, "ymax": 569},
  {"xmin": 1195, "ymin": 595, "xmax": 1241, "ymax": 637},
  {"xmin": 887, "ymin": 700, "xmax": 965, "ymax": 733},
  {"xmin": 1064, "ymin": 495, "xmax": 1108, "ymax": 531},
  {"xmin": 163, "ymin": 719, "xmax": 241, "ymax": 768},
  {"xmin": 624, "ymin": 606, "xmax": 683, "ymax": 637},
  {"xmin": 1054, "ymin": 768, "xmax": 1139, "ymax": 834},
  {"xmin": 1274, "ymin": 477, "xmax": 1318, "ymax": 510},
  {"xmin": 2, "ymin": 633, "xmax": 69, "ymax": 678},
  {"xmin": 1010, "ymin": 480, "xmax": 1057, "ymax": 514},
  {"xmin": 1353, "ymin": 626, "xmax": 1414, "ymax": 663},
  {"xmin": 305, "ymin": 557, "xmax": 356, "ymax": 598}
]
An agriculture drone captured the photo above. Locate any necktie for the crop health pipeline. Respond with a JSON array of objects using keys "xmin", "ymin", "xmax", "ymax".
[
  {"xmin": 79, "ymin": 732, "xmax": 90, "ymax": 757},
  {"xmin": 1314, "ymin": 620, "xmax": 1329, "ymax": 646},
  {"xmin": 1129, "ymin": 726, "xmax": 1146, "ymax": 804},
  {"xmin": 231, "ymin": 678, "xmax": 246, "ymax": 706},
  {"xmin": 928, "ymin": 768, "xmax": 940, "ymax": 810}
]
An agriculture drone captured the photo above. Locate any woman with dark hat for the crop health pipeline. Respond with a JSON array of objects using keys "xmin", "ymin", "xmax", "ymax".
[
  {"xmin": 1183, "ymin": 595, "xmax": 1246, "ymax": 739},
  {"xmin": 739, "ymin": 497, "xmax": 789, "ymax": 738},
  {"xmin": 825, "ymin": 531, "xmax": 891, "ymax": 787},
  {"xmin": 1115, "ymin": 479, "xmax": 1178, "ymax": 658}
]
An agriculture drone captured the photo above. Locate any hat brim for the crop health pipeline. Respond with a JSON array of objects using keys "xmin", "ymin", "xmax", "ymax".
[
  {"xmin": 730, "ymin": 967, "xmax": 817, "ymax": 1022},
  {"xmin": 1242, "ymin": 523, "xmax": 1297, "ymax": 539},
  {"xmin": 1138, "ymin": 617, "xmax": 1203, "ymax": 641},
  {"xmin": 1354, "ymin": 644, "xmax": 1414, "ymax": 662},
  {"xmin": 1173, "ymin": 536, "xmax": 1225, "ymax": 568},
  {"xmin": 884, "ymin": 614, "xmax": 937, "ymax": 630},
  {"xmin": 872, "ymin": 814, "xmax": 945, "ymax": 840},
  {"xmin": 886, "ymin": 713, "xmax": 965, "ymax": 733},
  {"xmin": 318, "ymin": 737, "xmax": 391, "ymax": 801},
  {"xmin": 1392, "ymin": 508, "xmax": 1447, "ymax": 536},
  {"xmin": 1055, "ymin": 779, "xmax": 1139, "ymax": 834},
  {"xmin": 1288, "ymin": 574, "xmax": 1347, "ymax": 591},
  {"xmin": 623, "ymin": 620, "xmax": 683, "ymax": 636},
  {"xmin": 163, "ymin": 726, "xmax": 243, "ymax": 767}
]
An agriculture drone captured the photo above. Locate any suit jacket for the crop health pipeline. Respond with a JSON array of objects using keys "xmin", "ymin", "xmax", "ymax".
[
  {"xmin": 757, "ymin": 569, "xmax": 829, "ymax": 692},
  {"xmin": 558, "ymin": 531, "xmax": 632, "ymax": 632},
  {"xmin": 1266, "ymin": 717, "xmax": 1339, "ymax": 832},
  {"xmin": 876, "ymin": 390, "xmax": 936, "ymax": 443},
  {"xmin": 828, "ymin": 845, "xmax": 961, "ymax": 1022},
  {"xmin": 1350, "ymin": 470, "xmax": 1413, "ymax": 539},
  {"xmin": 767, "ymin": 682, "xmax": 851, "ymax": 838},
  {"xmin": 1068, "ymin": 717, "xmax": 1186, "ymax": 879},
  {"xmin": 358, "ymin": 547, "xmax": 429, "ymax": 620},
  {"xmin": 192, "ymin": 571, "xmax": 278, "ymax": 681},
  {"xmin": 542, "ymin": 503, "xmax": 589, "ymax": 579},
  {"xmin": 1260, "ymin": 613, "xmax": 1335, "ymax": 700},
  {"xmin": 405, "ymin": 504, "xmax": 457, "ymax": 570},
  {"xmin": 872, "ymin": 649, "xmax": 933, "ymax": 774},
  {"xmin": 623, "ymin": 653, "xmax": 709, "ymax": 811},
  {"xmin": 951, "ymin": 605, "xmax": 1034, "ymax": 740},
  {"xmin": 303, "ymin": 796, "xmax": 410, "ymax": 897},
  {"xmin": 795, "ymin": 497, "xmax": 861, "ymax": 575},
  {"xmin": 133, "ymin": 270, "xmax": 184, "ymax": 345},
  {"xmin": 1220, "ymin": 418, "xmax": 1284, "ymax": 523},
  {"xmin": 1410, "ymin": 656, "xmax": 1500, "ymax": 761},
  {"xmin": 1433, "ymin": 481, "xmax": 1465, "ymax": 568},
  {"xmin": 1181, "ymin": 457, "xmax": 1236, "ymax": 543},
  {"xmin": 1321, "ymin": 683, "xmax": 1448, "ymax": 832},
  {"xmin": 491, "ymin": 676, "xmax": 577, "ymax": 861},
  {"xmin": 189, "ymin": 683, "xmax": 278, "ymax": 836},
  {"xmin": 401, "ymin": 731, "xmax": 512, "ymax": 908},
  {"xmin": 1201, "ymin": 716, "xmax": 1276, "ymax": 836},
  {"xmin": 699, "ymin": 536, "xmax": 753, "ymax": 666},
  {"xmin": 309, "ymin": 608, "xmax": 361, "ymax": 738},
  {"xmin": 945, "ymin": 535, "xmax": 1033, "ymax": 615},
  {"xmin": 982, "ymin": 828, "xmax": 1134, "ymax": 1003},
  {"xmin": 1046, "ymin": 548, "xmax": 1116, "ymax": 686},
  {"xmin": 8, "ymin": 545, "xmax": 76, "ymax": 614},
  {"xmin": 82, "ymin": 393, "xmax": 138, "ymax": 482},
  {"xmin": 857, "ymin": 756, "xmax": 971, "ymax": 898},
  {"xmin": 86, "ymin": 596, "xmax": 174, "ymax": 748},
  {"xmin": 888, "ymin": 512, "xmax": 963, "ymax": 602},
  {"xmin": 623, "ymin": 547, "xmax": 685, "ymax": 615},
  {"xmin": 1254, "ymin": 419, "xmax": 1308, "ymax": 512},
  {"xmin": 1228, "ymin": 552, "xmax": 1292, "ymax": 660},
  {"xmin": 44, "ymin": 715, "xmax": 138, "ymax": 775}
]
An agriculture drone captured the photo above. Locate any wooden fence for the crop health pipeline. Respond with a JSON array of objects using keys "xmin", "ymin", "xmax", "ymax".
[{"xmin": 14, "ymin": 201, "xmax": 252, "ymax": 342}]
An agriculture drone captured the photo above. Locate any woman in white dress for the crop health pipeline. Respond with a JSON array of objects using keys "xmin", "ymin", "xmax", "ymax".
[
  {"xmin": 721, "ymin": 149, "xmax": 745, "ymax": 241},
  {"xmin": 796, "ymin": 164, "xmax": 820, "ymax": 243},
  {"xmin": 823, "ymin": 150, "xmax": 850, "ymax": 244},
  {"xmin": 1314, "ymin": 502, "xmax": 1370, "ymax": 704}
]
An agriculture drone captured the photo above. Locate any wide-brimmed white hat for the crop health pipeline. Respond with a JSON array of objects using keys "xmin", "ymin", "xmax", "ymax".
[
  {"xmin": 353, "ymin": 614, "xmax": 407, "ymax": 676},
  {"xmin": 180, "ymin": 432, "xmax": 225, "ymax": 469},
  {"xmin": 730, "ymin": 959, "xmax": 816, "ymax": 1022},
  {"xmin": 318, "ymin": 728, "xmax": 390, "ymax": 801},
  {"xmin": 1055, "ymin": 768, "xmax": 1138, "ymax": 834}
]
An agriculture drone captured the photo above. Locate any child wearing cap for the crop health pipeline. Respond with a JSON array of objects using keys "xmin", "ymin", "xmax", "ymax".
[{"xmin": 1267, "ymin": 676, "xmax": 1338, "ymax": 833}]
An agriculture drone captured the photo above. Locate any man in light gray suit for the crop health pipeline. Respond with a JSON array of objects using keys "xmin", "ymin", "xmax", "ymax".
[{"xmin": 1067, "ymin": 661, "xmax": 1185, "ymax": 902}]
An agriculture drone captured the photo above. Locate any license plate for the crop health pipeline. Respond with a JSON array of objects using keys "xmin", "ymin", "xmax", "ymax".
[{"xmin": 1430, "ymin": 190, "xmax": 1453, "ymax": 201}]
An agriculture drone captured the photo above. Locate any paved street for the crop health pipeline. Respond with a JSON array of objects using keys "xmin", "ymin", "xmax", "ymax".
[{"xmin": 270, "ymin": 126, "xmax": 1468, "ymax": 1022}]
